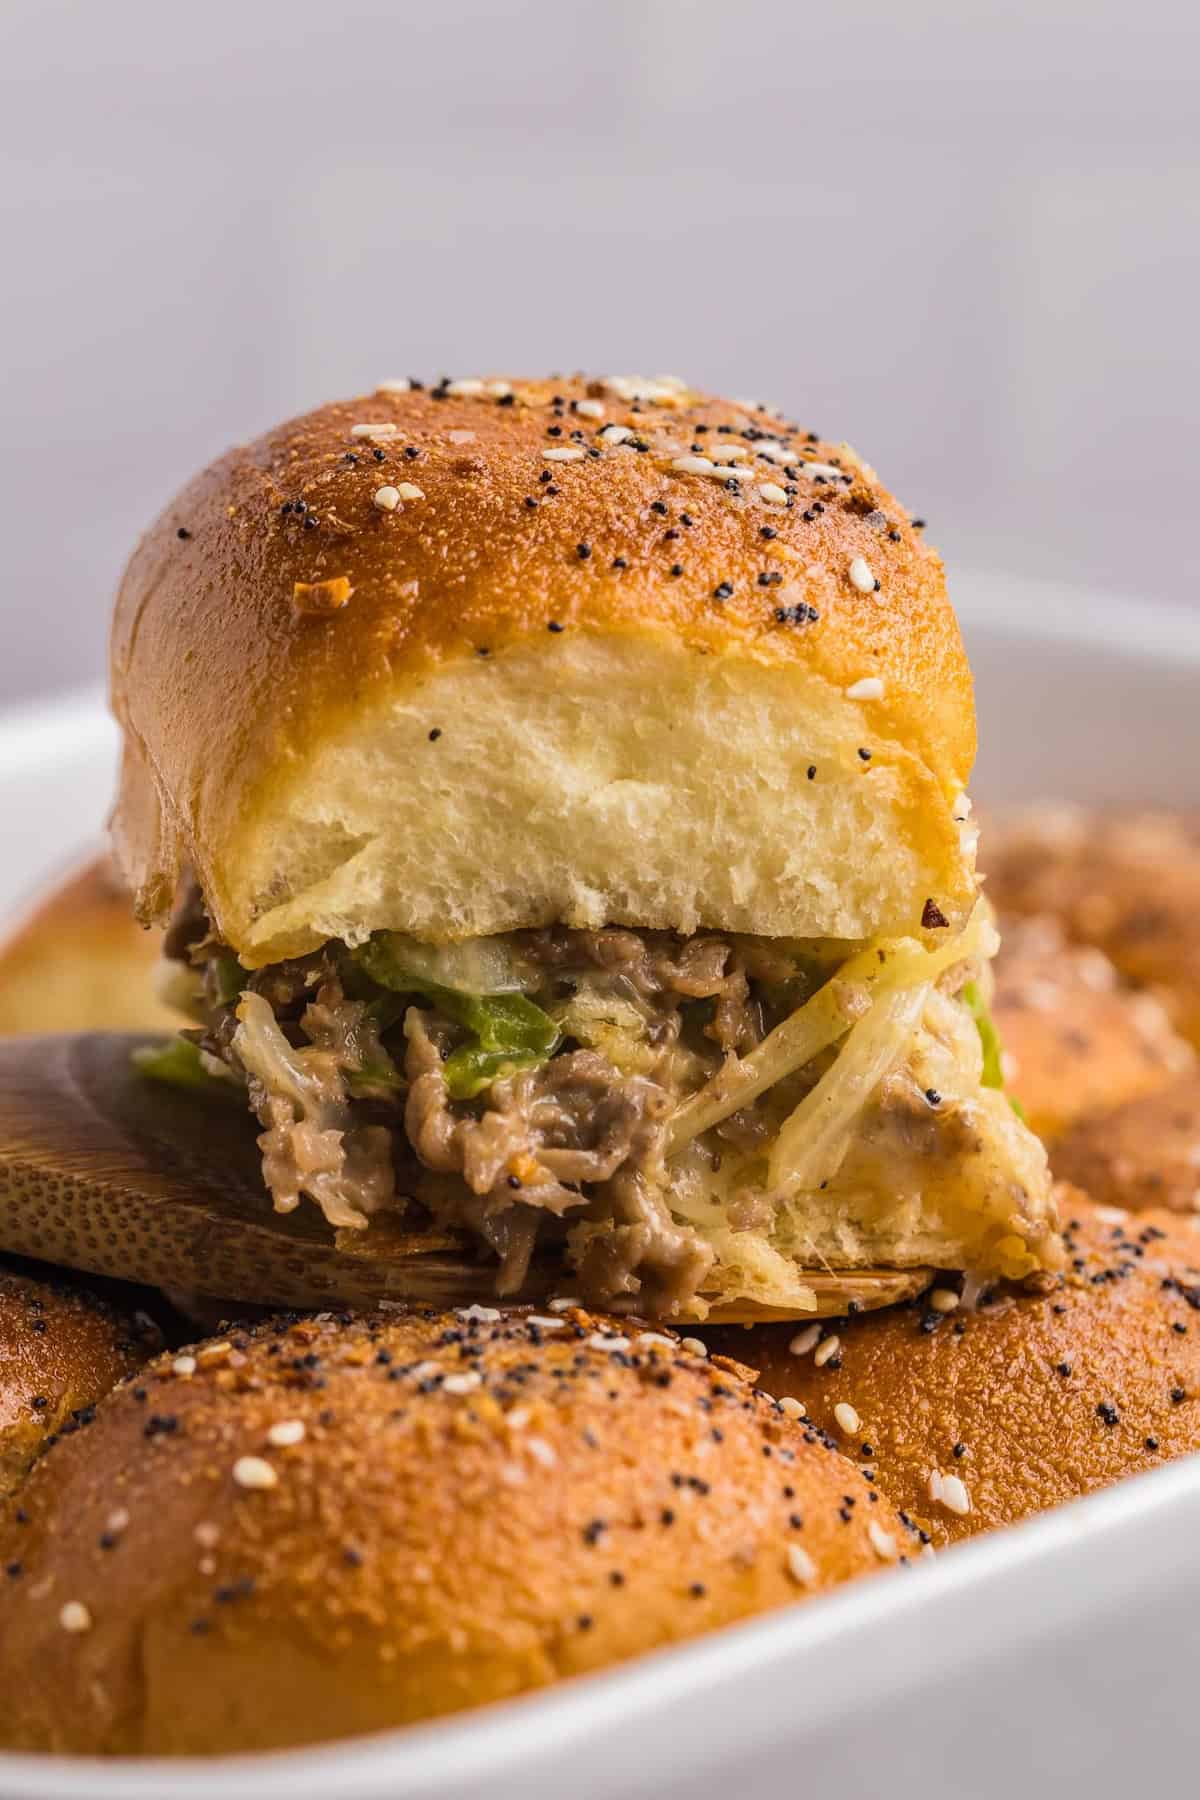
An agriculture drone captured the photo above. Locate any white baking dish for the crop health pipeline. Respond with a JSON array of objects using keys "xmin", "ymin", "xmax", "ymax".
[{"xmin": 2, "ymin": 569, "xmax": 1199, "ymax": 1800}]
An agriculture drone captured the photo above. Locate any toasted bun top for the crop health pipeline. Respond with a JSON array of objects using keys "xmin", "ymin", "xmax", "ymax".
[
  {"xmin": 707, "ymin": 1190, "xmax": 1200, "ymax": 1546},
  {"xmin": 0, "ymin": 1305, "xmax": 910, "ymax": 1755},
  {"xmin": 0, "ymin": 1262, "xmax": 159, "ymax": 1501},
  {"xmin": 993, "ymin": 915, "xmax": 1193, "ymax": 1141},
  {"xmin": 984, "ymin": 807, "xmax": 1200, "ymax": 1047},
  {"xmin": 110, "ymin": 376, "xmax": 976, "ymax": 963},
  {"xmin": 0, "ymin": 856, "xmax": 174, "ymax": 1036},
  {"xmin": 1053, "ymin": 1071, "xmax": 1200, "ymax": 1214}
]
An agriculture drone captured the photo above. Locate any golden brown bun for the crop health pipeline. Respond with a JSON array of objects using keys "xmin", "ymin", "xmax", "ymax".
[
  {"xmin": 993, "ymin": 915, "xmax": 1193, "ymax": 1140},
  {"xmin": 985, "ymin": 808, "xmax": 1200, "ymax": 1046},
  {"xmin": 0, "ymin": 856, "xmax": 176, "ymax": 1037},
  {"xmin": 0, "ymin": 1262, "xmax": 160, "ymax": 1501},
  {"xmin": 0, "ymin": 1306, "xmax": 913, "ymax": 1755},
  {"xmin": 1053, "ymin": 1073, "xmax": 1200, "ymax": 1214},
  {"xmin": 706, "ymin": 1189, "xmax": 1200, "ymax": 1546},
  {"xmin": 110, "ymin": 376, "xmax": 976, "ymax": 964}
]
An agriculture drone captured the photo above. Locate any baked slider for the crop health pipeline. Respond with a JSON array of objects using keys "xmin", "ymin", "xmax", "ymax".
[
  {"xmin": 0, "ymin": 1307, "xmax": 914, "ymax": 1754},
  {"xmin": 707, "ymin": 1190, "xmax": 1200, "ymax": 1546},
  {"xmin": 992, "ymin": 915, "xmax": 1192, "ymax": 1141},
  {"xmin": 985, "ymin": 806, "xmax": 1200, "ymax": 1047},
  {"xmin": 0, "ymin": 1260, "xmax": 160, "ymax": 1500},
  {"xmin": 0, "ymin": 856, "xmax": 175, "ymax": 1037},
  {"xmin": 111, "ymin": 374, "xmax": 1058, "ymax": 1321},
  {"xmin": 1053, "ymin": 1071, "xmax": 1200, "ymax": 1215}
]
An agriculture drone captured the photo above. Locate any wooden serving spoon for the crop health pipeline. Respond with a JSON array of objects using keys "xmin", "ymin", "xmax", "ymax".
[{"xmin": 0, "ymin": 1034, "xmax": 933, "ymax": 1322}]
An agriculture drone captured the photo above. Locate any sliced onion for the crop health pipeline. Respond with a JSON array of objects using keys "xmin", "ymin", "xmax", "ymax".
[{"xmin": 767, "ymin": 983, "xmax": 929, "ymax": 1195}]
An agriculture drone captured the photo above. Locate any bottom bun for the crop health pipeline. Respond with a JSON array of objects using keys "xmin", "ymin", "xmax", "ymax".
[
  {"xmin": 707, "ymin": 1189, "xmax": 1200, "ymax": 1546},
  {"xmin": 0, "ymin": 1306, "xmax": 914, "ymax": 1754}
]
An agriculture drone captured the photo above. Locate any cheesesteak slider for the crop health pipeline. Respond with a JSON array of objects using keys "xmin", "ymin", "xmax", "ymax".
[
  {"xmin": 112, "ymin": 374, "xmax": 1058, "ymax": 1320},
  {"xmin": 0, "ymin": 1308, "xmax": 913, "ymax": 1753}
]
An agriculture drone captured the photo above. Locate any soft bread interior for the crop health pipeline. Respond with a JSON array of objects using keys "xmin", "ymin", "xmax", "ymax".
[{"xmin": 212, "ymin": 634, "xmax": 973, "ymax": 965}]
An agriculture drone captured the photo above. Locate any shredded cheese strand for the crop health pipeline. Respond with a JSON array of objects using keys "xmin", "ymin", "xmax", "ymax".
[
  {"xmin": 665, "ymin": 906, "xmax": 989, "ymax": 1155},
  {"xmin": 768, "ymin": 983, "xmax": 929, "ymax": 1195}
]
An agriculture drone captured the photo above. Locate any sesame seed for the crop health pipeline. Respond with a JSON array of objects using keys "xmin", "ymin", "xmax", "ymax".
[
  {"xmin": 786, "ymin": 1544, "xmax": 818, "ymax": 1586},
  {"xmin": 525, "ymin": 1315, "xmax": 567, "ymax": 1330},
  {"xmin": 105, "ymin": 1507, "xmax": 130, "ymax": 1536},
  {"xmin": 59, "ymin": 1601, "xmax": 92, "ymax": 1634},
  {"xmin": 708, "ymin": 442, "xmax": 751, "ymax": 463},
  {"xmin": 375, "ymin": 378, "xmax": 411, "ymax": 394},
  {"xmin": 395, "ymin": 482, "xmax": 425, "ymax": 502},
  {"xmin": 446, "ymin": 429, "xmax": 476, "ymax": 445},
  {"xmin": 845, "ymin": 676, "xmax": 885, "ymax": 701},
  {"xmin": 757, "ymin": 442, "xmax": 799, "ymax": 466},
  {"xmin": 848, "ymin": 557, "xmax": 876, "ymax": 593},
  {"xmin": 585, "ymin": 1332, "xmax": 628, "ymax": 1352},
  {"xmin": 680, "ymin": 1337, "xmax": 708, "ymax": 1357},
  {"xmin": 929, "ymin": 1288, "xmax": 960, "ymax": 1314},
  {"xmin": 544, "ymin": 446, "xmax": 586, "ymax": 462},
  {"xmin": 266, "ymin": 1419, "xmax": 306, "ymax": 1448},
  {"xmin": 802, "ymin": 460, "xmax": 846, "ymax": 481},
  {"xmin": 232, "ymin": 1455, "xmax": 278, "ymax": 1491},
  {"xmin": 445, "ymin": 377, "xmax": 484, "ymax": 396},
  {"xmin": 778, "ymin": 1396, "xmax": 807, "ymax": 1421},
  {"xmin": 868, "ymin": 1521, "xmax": 898, "ymax": 1561},
  {"xmin": 458, "ymin": 1304, "xmax": 501, "ymax": 1322},
  {"xmin": 172, "ymin": 1355, "xmax": 197, "ymax": 1377},
  {"xmin": 576, "ymin": 398, "xmax": 605, "ymax": 420},
  {"xmin": 833, "ymin": 1402, "xmax": 861, "ymax": 1436},
  {"xmin": 813, "ymin": 1335, "xmax": 841, "ymax": 1368},
  {"xmin": 372, "ymin": 485, "xmax": 401, "ymax": 511},
  {"xmin": 636, "ymin": 1331, "xmax": 677, "ymax": 1350},
  {"xmin": 931, "ymin": 1471, "xmax": 971, "ymax": 1515},
  {"xmin": 548, "ymin": 1297, "xmax": 580, "ymax": 1312},
  {"xmin": 599, "ymin": 424, "xmax": 633, "ymax": 444},
  {"xmin": 671, "ymin": 454, "xmax": 715, "ymax": 475},
  {"xmin": 350, "ymin": 422, "xmax": 399, "ymax": 440},
  {"xmin": 788, "ymin": 1325, "xmax": 821, "ymax": 1356},
  {"xmin": 758, "ymin": 482, "xmax": 789, "ymax": 505},
  {"xmin": 443, "ymin": 1371, "xmax": 483, "ymax": 1396},
  {"xmin": 526, "ymin": 1437, "xmax": 558, "ymax": 1468}
]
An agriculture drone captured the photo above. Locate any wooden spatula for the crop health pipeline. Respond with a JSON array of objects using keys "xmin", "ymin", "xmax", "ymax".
[{"xmin": 0, "ymin": 1033, "xmax": 933, "ymax": 1322}]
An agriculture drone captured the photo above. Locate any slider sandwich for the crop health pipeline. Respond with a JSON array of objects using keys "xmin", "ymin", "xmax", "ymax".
[{"xmin": 112, "ymin": 374, "xmax": 1060, "ymax": 1320}]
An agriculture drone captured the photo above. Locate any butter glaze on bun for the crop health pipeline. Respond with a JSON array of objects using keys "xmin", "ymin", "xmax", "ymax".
[
  {"xmin": 111, "ymin": 375, "xmax": 975, "ymax": 964},
  {"xmin": 707, "ymin": 1190, "xmax": 1200, "ymax": 1546},
  {"xmin": 0, "ymin": 1262, "xmax": 160, "ymax": 1500},
  {"xmin": 0, "ymin": 1307, "xmax": 913, "ymax": 1754}
]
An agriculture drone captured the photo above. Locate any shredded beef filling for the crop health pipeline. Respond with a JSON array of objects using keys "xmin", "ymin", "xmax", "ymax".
[{"xmin": 170, "ymin": 889, "xmax": 817, "ymax": 1310}]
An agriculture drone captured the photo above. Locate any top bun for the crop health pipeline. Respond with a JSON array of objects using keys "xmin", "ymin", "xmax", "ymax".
[
  {"xmin": 111, "ymin": 375, "xmax": 976, "ymax": 965},
  {"xmin": 0, "ymin": 1307, "xmax": 910, "ymax": 1754}
]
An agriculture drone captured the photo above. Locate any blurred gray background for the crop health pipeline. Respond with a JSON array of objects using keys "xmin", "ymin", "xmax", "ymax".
[{"xmin": 2, "ymin": 0, "xmax": 1197, "ymax": 706}]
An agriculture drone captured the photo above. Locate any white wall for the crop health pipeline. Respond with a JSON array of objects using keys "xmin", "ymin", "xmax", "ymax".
[{"xmin": 2, "ymin": 0, "xmax": 1197, "ymax": 702}]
